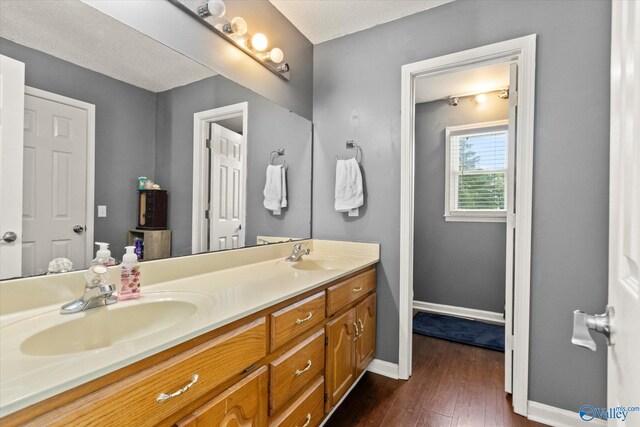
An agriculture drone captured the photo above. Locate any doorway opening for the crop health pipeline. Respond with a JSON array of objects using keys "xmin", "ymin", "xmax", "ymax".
[
  {"xmin": 399, "ymin": 35, "xmax": 536, "ymax": 416},
  {"xmin": 192, "ymin": 102, "xmax": 248, "ymax": 254}
]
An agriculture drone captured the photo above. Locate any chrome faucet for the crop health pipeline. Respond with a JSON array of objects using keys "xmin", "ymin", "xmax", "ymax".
[
  {"xmin": 285, "ymin": 243, "xmax": 310, "ymax": 262},
  {"xmin": 60, "ymin": 265, "xmax": 117, "ymax": 314}
]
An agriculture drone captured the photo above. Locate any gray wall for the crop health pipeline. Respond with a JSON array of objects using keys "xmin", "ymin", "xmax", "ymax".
[
  {"xmin": 313, "ymin": 0, "xmax": 609, "ymax": 412},
  {"xmin": 84, "ymin": 0, "xmax": 313, "ymax": 120},
  {"xmin": 155, "ymin": 75, "xmax": 312, "ymax": 256},
  {"xmin": 414, "ymin": 94, "xmax": 508, "ymax": 313},
  {"xmin": 0, "ymin": 38, "xmax": 157, "ymax": 262}
]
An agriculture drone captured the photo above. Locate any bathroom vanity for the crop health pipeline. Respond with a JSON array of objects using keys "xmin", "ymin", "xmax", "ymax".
[{"xmin": 0, "ymin": 240, "xmax": 379, "ymax": 426}]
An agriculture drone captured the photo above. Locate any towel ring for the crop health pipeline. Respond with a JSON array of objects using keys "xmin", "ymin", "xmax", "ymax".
[
  {"xmin": 270, "ymin": 148, "xmax": 287, "ymax": 168},
  {"xmin": 336, "ymin": 140, "xmax": 362, "ymax": 164}
]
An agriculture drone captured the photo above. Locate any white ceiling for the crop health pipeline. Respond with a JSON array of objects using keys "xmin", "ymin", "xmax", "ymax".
[
  {"xmin": 415, "ymin": 62, "xmax": 511, "ymax": 104},
  {"xmin": 0, "ymin": 0, "xmax": 216, "ymax": 93},
  {"xmin": 269, "ymin": 0, "xmax": 454, "ymax": 44}
]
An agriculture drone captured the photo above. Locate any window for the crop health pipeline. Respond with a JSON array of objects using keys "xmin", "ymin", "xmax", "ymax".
[{"xmin": 445, "ymin": 121, "xmax": 509, "ymax": 222}]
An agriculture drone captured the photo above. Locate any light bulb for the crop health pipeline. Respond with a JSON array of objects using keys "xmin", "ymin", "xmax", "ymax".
[
  {"xmin": 474, "ymin": 93, "xmax": 487, "ymax": 104},
  {"xmin": 251, "ymin": 33, "xmax": 268, "ymax": 52},
  {"xmin": 268, "ymin": 48, "xmax": 284, "ymax": 64},
  {"xmin": 223, "ymin": 17, "xmax": 247, "ymax": 36},
  {"xmin": 197, "ymin": 0, "xmax": 226, "ymax": 18}
]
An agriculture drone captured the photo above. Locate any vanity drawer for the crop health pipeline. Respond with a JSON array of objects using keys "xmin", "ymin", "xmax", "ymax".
[
  {"xmin": 269, "ymin": 376, "xmax": 324, "ymax": 427},
  {"xmin": 175, "ymin": 366, "xmax": 268, "ymax": 427},
  {"xmin": 270, "ymin": 291, "xmax": 325, "ymax": 351},
  {"xmin": 269, "ymin": 329, "xmax": 325, "ymax": 414},
  {"xmin": 27, "ymin": 318, "xmax": 267, "ymax": 427},
  {"xmin": 326, "ymin": 268, "xmax": 376, "ymax": 316}
]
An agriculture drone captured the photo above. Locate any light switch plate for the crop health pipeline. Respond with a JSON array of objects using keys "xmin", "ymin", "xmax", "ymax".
[{"xmin": 98, "ymin": 205, "xmax": 107, "ymax": 217}]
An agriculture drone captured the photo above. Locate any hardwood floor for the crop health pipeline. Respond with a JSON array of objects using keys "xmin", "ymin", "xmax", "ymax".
[{"xmin": 325, "ymin": 334, "xmax": 547, "ymax": 427}]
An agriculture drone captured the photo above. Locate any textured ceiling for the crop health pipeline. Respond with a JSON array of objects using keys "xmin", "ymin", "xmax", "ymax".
[
  {"xmin": 415, "ymin": 62, "xmax": 511, "ymax": 104},
  {"xmin": 0, "ymin": 0, "xmax": 216, "ymax": 93},
  {"xmin": 269, "ymin": 0, "xmax": 454, "ymax": 44}
]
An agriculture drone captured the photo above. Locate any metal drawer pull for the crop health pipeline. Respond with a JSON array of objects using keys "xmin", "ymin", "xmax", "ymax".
[
  {"xmin": 352, "ymin": 286, "xmax": 363, "ymax": 293},
  {"xmin": 353, "ymin": 322, "xmax": 360, "ymax": 340},
  {"xmin": 156, "ymin": 374, "xmax": 199, "ymax": 403},
  {"xmin": 295, "ymin": 360, "xmax": 313, "ymax": 376},
  {"xmin": 300, "ymin": 413, "xmax": 312, "ymax": 427},
  {"xmin": 296, "ymin": 312, "xmax": 313, "ymax": 325}
]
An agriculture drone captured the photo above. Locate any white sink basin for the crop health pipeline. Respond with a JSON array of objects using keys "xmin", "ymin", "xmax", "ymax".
[{"xmin": 4, "ymin": 292, "xmax": 214, "ymax": 357}]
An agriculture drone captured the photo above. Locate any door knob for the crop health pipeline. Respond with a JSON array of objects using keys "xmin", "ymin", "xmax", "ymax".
[
  {"xmin": 73, "ymin": 225, "xmax": 85, "ymax": 234},
  {"xmin": 571, "ymin": 305, "xmax": 613, "ymax": 351},
  {"xmin": 1, "ymin": 231, "xmax": 17, "ymax": 243}
]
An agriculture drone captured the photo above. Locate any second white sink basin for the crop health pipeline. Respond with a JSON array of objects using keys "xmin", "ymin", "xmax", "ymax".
[{"xmin": 5, "ymin": 292, "xmax": 214, "ymax": 357}]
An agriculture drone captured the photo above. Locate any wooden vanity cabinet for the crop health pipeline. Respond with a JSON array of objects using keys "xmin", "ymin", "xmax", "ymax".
[
  {"xmin": 325, "ymin": 271, "xmax": 377, "ymax": 410},
  {"xmin": 3, "ymin": 266, "xmax": 377, "ymax": 427}
]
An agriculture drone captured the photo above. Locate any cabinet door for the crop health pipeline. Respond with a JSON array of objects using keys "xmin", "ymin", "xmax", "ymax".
[
  {"xmin": 355, "ymin": 294, "xmax": 376, "ymax": 376},
  {"xmin": 176, "ymin": 366, "xmax": 268, "ymax": 427},
  {"xmin": 325, "ymin": 309, "xmax": 356, "ymax": 411}
]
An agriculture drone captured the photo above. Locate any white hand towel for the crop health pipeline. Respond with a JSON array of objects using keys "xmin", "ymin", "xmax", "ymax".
[
  {"xmin": 280, "ymin": 166, "xmax": 287, "ymax": 209},
  {"xmin": 263, "ymin": 165, "xmax": 283, "ymax": 214},
  {"xmin": 335, "ymin": 158, "xmax": 363, "ymax": 213}
]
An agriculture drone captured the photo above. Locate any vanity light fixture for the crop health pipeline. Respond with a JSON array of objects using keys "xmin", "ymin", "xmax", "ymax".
[{"xmin": 170, "ymin": 0, "xmax": 290, "ymax": 80}]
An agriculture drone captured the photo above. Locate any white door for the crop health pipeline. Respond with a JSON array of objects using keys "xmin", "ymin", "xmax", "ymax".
[
  {"xmin": 608, "ymin": 0, "xmax": 640, "ymax": 420},
  {"xmin": 0, "ymin": 55, "xmax": 25, "ymax": 280},
  {"xmin": 22, "ymin": 92, "xmax": 88, "ymax": 275},
  {"xmin": 504, "ymin": 62, "xmax": 518, "ymax": 394},
  {"xmin": 208, "ymin": 123, "xmax": 245, "ymax": 251}
]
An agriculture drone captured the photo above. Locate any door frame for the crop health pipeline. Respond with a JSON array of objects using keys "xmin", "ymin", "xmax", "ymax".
[
  {"xmin": 399, "ymin": 35, "xmax": 536, "ymax": 415},
  {"xmin": 24, "ymin": 86, "xmax": 96, "ymax": 268},
  {"xmin": 192, "ymin": 102, "xmax": 248, "ymax": 254}
]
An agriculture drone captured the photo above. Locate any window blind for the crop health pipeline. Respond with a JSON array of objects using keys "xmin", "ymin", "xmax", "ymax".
[{"xmin": 451, "ymin": 131, "xmax": 507, "ymax": 211}]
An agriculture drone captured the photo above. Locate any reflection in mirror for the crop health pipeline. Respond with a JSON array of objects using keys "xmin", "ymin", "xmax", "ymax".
[{"xmin": 0, "ymin": 0, "xmax": 312, "ymax": 280}]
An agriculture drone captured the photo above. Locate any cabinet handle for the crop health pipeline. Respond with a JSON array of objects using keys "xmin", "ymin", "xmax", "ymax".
[
  {"xmin": 295, "ymin": 360, "xmax": 313, "ymax": 376},
  {"xmin": 156, "ymin": 374, "xmax": 199, "ymax": 403},
  {"xmin": 353, "ymin": 322, "xmax": 360, "ymax": 340},
  {"xmin": 300, "ymin": 413, "xmax": 312, "ymax": 427},
  {"xmin": 295, "ymin": 312, "xmax": 313, "ymax": 325},
  {"xmin": 358, "ymin": 319, "xmax": 364, "ymax": 336},
  {"xmin": 352, "ymin": 286, "xmax": 363, "ymax": 293}
]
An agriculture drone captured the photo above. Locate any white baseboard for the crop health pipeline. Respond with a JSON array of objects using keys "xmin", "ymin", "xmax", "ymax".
[
  {"xmin": 527, "ymin": 401, "xmax": 607, "ymax": 427},
  {"xmin": 366, "ymin": 358, "xmax": 399, "ymax": 379},
  {"xmin": 413, "ymin": 300, "xmax": 505, "ymax": 325}
]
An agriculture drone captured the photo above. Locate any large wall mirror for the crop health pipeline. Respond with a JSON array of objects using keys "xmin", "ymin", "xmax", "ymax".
[{"xmin": 0, "ymin": 0, "xmax": 312, "ymax": 280}]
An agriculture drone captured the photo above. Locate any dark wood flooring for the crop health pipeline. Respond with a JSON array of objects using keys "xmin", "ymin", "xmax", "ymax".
[{"xmin": 325, "ymin": 333, "xmax": 547, "ymax": 427}]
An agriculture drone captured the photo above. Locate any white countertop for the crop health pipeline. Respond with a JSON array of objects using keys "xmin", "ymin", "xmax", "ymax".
[{"xmin": 0, "ymin": 240, "xmax": 379, "ymax": 418}]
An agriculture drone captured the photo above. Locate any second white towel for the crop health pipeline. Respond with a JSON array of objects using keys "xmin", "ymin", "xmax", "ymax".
[{"xmin": 335, "ymin": 158, "xmax": 363, "ymax": 214}]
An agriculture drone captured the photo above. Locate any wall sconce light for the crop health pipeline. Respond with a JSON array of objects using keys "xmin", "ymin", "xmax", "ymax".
[{"xmin": 171, "ymin": 0, "xmax": 290, "ymax": 81}]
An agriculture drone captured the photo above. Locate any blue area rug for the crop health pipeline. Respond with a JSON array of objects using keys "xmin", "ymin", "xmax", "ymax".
[{"xmin": 413, "ymin": 312, "xmax": 504, "ymax": 352}]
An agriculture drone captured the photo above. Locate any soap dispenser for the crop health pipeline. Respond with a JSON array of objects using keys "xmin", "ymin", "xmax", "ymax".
[
  {"xmin": 118, "ymin": 246, "xmax": 141, "ymax": 300},
  {"xmin": 91, "ymin": 242, "xmax": 116, "ymax": 267}
]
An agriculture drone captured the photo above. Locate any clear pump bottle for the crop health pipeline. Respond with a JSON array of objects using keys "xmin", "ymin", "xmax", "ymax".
[{"xmin": 91, "ymin": 242, "xmax": 116, "ymax": 267}]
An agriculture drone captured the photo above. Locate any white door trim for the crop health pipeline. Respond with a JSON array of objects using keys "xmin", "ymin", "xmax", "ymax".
[
  {"xmin": 24, "ymin": 86, "xmax": 96, "ymax": 267},
  {"xmin": 399, "ymin": 34, "xmax": 536, "ymax": 416},
  {"xmin": 192, "ymin": 102, "xmax": 248, "ymax": 254}
]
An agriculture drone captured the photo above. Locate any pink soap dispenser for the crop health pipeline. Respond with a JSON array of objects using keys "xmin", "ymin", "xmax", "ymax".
[{"xmin": 118, "ymin": 246, "xmax": 141, "ymax": 300}]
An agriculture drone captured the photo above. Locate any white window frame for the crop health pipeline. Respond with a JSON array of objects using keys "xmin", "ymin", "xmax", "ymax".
[{"xmin": 444, "ymin": 120, "xmax": 509, "ymax": 222}]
